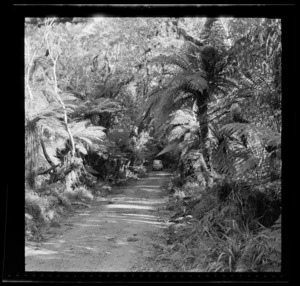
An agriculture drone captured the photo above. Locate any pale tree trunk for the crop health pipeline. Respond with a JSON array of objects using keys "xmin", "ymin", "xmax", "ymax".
[
  {"xmin": 45, "ymin": 20, "xmax": 77, "ymax": 192},
  {"xmin": 25, "ymin": 40, "xmax": 34, "ymax": 101}
]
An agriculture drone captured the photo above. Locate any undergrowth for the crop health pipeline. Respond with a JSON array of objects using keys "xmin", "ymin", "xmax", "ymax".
[{"xmin": 162, "ymin": 175, "xmax": 281, "ymax": 272}]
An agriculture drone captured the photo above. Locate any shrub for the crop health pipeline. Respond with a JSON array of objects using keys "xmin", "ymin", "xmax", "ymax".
[
  {"xmin": 163, "ymin": 176, "xmax": 281, "ymax": 272},
  {"xmin": 64, "ymin": 185, "xmax": 94, "ymax": 202}
]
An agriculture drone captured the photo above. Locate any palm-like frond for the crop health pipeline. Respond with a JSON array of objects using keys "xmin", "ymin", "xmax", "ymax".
[
  {"xmin": 212, "ymin": 121, "xmax": 281, "ymax": 180},
  {"xmin": 169, "ymin": 108, "xmax": 196, "ymax": 126},
  {"xmin": 169, "ymin": 71, "xmax": 208, "ymax": 92},
  {"xmin": 168, "ymin": 125, "xmax": 189, "ymax": 142},
  {"xmin": 145, "ymin": 71, "xmax": 207, "ymax": 132},
  {"xmin": 212, "ymin": 140, "xmax": 253, "ymax": 176},
  {"xmin": 221, "ymin": 123, "xmax": 281, "ymax": 148},
  {"xmin": 75, "ymin": 97, "xmax": 121, "ymax": 117},
  {"xmin": 74, "ymin": 127, "xmax": 106, "ymax": 142},
  {"xmin": 156, "ymin": 142, "xmax": 180, "ymax": 157},
  {"xmin": 69, "ymin": 120, "xmax": 91, "ymax": 135},
  {"xmin": 151, "ymin": 55, "xmax": 191, "ymax": 71},
  {"xmin": 70, "ymin": 120, "xmax": 106, "ymax": 145},
  {"xmin": 150, "ymin": 86, "xmax": 184, "ymax": 130},
  {"xmin": 156, "ymin": 108, "xmax": 200, "ymax": 157}
]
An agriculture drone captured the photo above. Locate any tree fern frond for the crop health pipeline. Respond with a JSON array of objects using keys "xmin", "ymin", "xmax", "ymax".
[
  {"xmin": 75, "ymin": 142, "xmax": 88, "ymax": 155},
  {"xmin": 168, "ymin": 125, "xmax": 189, "ymax": 142},
  {"xmin": 169, "ymin": 71, "xmax": 207, "ymax": 91},
  {"xmin": 179, "ymin": 133, "xmax": 200, "ymax": 155},
  {"xmin": 40, "ymin": 109, "xmax": 64, "ymax": 119},
  {"xmin": 60, "ymin": 93, "xmax": 80, "ymax": 103},
  {"xmin": 74, "ymin": 126, "xmax": 106, "ymax": 143},
  {"xmin": 156, "ymin": 142, "xmax": 180, "ymax": 157},
  {"xmin": 238, "ymin": 157, "xmax": 260, "ymax": 174},
  {"xmin": 144, "ymin": 87, "xmax": 168, "ymax": 114},
  {"xmin": 151, "ymin": 55, "xmax": 191, "ymax": 71},
  {"xmin": 212, "ymin": 138, "xmax": 252, "ymax": 175},
  {"xmin": 169, "ymin": 108, "xmax": 196, "ymax": 126},
  {"xmin": 69, "ymin": 120, "xmax": 91, "ymax": 135},
  {"xmin": 75, "ymin": 136, "xmax": 93, "ymax": 146},
  {"xmin": 93, "ymin": 97, "xmax": 120, "ymax": 109},
  {"xmin": 221, "ymin": 123, "xmax": 251, "ymax": 137},
  {"xmin": 153, "ymin": 87, "xmax": 183, "ymax": 129},
  {"xmin": 74, "ymin": 97, "xmax": 121, "ymax": 119}
]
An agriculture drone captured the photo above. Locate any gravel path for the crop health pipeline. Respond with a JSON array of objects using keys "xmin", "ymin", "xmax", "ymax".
[{"xmin": 25, "ymin": 171, "xmax": 172, "ymax": 272}]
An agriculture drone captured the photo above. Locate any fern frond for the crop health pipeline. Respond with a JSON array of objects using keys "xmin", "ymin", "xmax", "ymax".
[
  {"xmin": 212, "ymin": 139, "xmax": 252, "ymax": 176},
  {"xmin": 74, "ymin": 126, "xmax": 106, "ymax": 143},
  {"xmin": 69, "ymin": 120, "xmax": 91, "ymax": 135},
  {"xmin": 168, "ymin": 125, "xmax": 189, "ymax": 142},
  {"xmin": 156, "ymin": 142, "xmax": 180, "ymax": 157},
  {"xmin": 179, "ymin": 134, "xmax": 200, "ymax": 156},
  {"xmin": 221, "ymin": 123, "xmax": 281, "ymax": 152},
  {"xmin": 143, "ymin": 87, "xmax": 167, "ymax": 115},
  {"xmin": 221, "ymin": 123, "xmax": 251, "ymax": 137},
  {"xmin": 151, "ymin": 55, "xmax": 191, "ymax": 71},
  {"xmin": 238, "ymin": 157, "xmax": 260, "ymax": 174},
  {"xmin": 169, "ymin": 71, "xmax": 207, "ymax": 92},
  {"xmin": 75, "ymin": 142, "xmax": 88, "ymax": 155},
  {"xmin": 169, "ymin": 108, "xmax": 196, "ymax": 126},
  {"xmin": 153, "ymin": 87, "xmax": 182, "ymax": 129},
  {"xmin": 93, "ymin": 97, "xmax": 120, "ymax": 110},
  {"xmin": 60, "ymin": 93, "xmax": 80, "ymax": 103},
  {"xmin": 74, "ymin": 97, "xmax": 121, "ymax": 118},
  {"xmin": 75, "ymin": 136, "xmax": 93, "ymax": 146}
]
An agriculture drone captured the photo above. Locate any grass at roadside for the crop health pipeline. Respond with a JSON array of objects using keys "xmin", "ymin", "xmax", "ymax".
[{"xmin": 156, "ymin": 175, "xmax": 281, "ymax": 272}]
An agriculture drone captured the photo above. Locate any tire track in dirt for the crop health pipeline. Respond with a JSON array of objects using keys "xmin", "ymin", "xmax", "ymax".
[{"xmin": 25, "ymin": 171, "xmax": 172, "ymax": 272}]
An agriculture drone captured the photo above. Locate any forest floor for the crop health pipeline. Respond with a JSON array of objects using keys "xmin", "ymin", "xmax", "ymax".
[{"xmin": 25, "ymin": 171, "xmax": 176, "ymax": 272}]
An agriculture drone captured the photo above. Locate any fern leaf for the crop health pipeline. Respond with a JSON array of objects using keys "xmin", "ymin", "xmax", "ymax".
[
  {"xmin": 169, "ymin": 71, "xmax": 207, "ymax": 91},
  {"xmin": 221, "ymin": 123, "xmax": 251, "ymax": 137},
  {"xmin": 169, "ymin": 109, "xmax": 196, "ymax": 126},
  {"xmin": 75, "ymin": 127, "xmax": 106, "ymax": 142},
  {"xmin": 75, "ymin": 142, "xmax": 88, "ymax": 155},
  {"xmin": 156, "ymin": 142, "xmax": 179, "ymax": 157},
  {"xmin": 168, "ymin": 125, "xmax": 189, "ymax": 142},
  {"xmin": 151, "ymin": 55, "xmax": 191, "ymax": 71},
  {"xmin": 60, "ymin": 93, "xmax": 79, "ymax": 103},
  {"xmin": 70, "ymin": 120, "xmax": 91, "ymax": 135},
  {"xmin": 75, "ymin": 136, "xmax": 93, "ymax": 146},
  {"xmin": 238, "ymin": 157, "xmax": 260, "ymax": 174}
]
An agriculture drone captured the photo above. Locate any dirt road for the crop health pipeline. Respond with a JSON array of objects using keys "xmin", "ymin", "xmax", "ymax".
[{"xmin": 25, "ymin": 171, "xmax": 172, "ymax": 272}]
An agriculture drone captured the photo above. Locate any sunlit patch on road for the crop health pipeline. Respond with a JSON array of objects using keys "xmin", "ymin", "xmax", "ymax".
[{"xmin": 105, "ymin": 204, "xmax": 154, "ymax": 210}]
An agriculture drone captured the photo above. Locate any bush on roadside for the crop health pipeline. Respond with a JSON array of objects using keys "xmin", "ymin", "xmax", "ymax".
[{"xmin": 64, "ymin": 185, "xmax": 94, "ymax": 202}]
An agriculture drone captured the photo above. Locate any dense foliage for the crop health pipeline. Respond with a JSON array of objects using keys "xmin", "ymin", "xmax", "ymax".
[{"xmin": 25, "ymin": 17, "xmax": 281, "ymax": 272}]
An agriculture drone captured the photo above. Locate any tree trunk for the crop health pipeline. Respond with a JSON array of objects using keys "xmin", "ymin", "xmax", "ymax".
[
  {"xmin": 25, "ymin": 124, "xmax": 40, "ymax": 188},
  {"xmin": 196, "ymin": 90, "xmax": 210, "ymax": 168}
]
